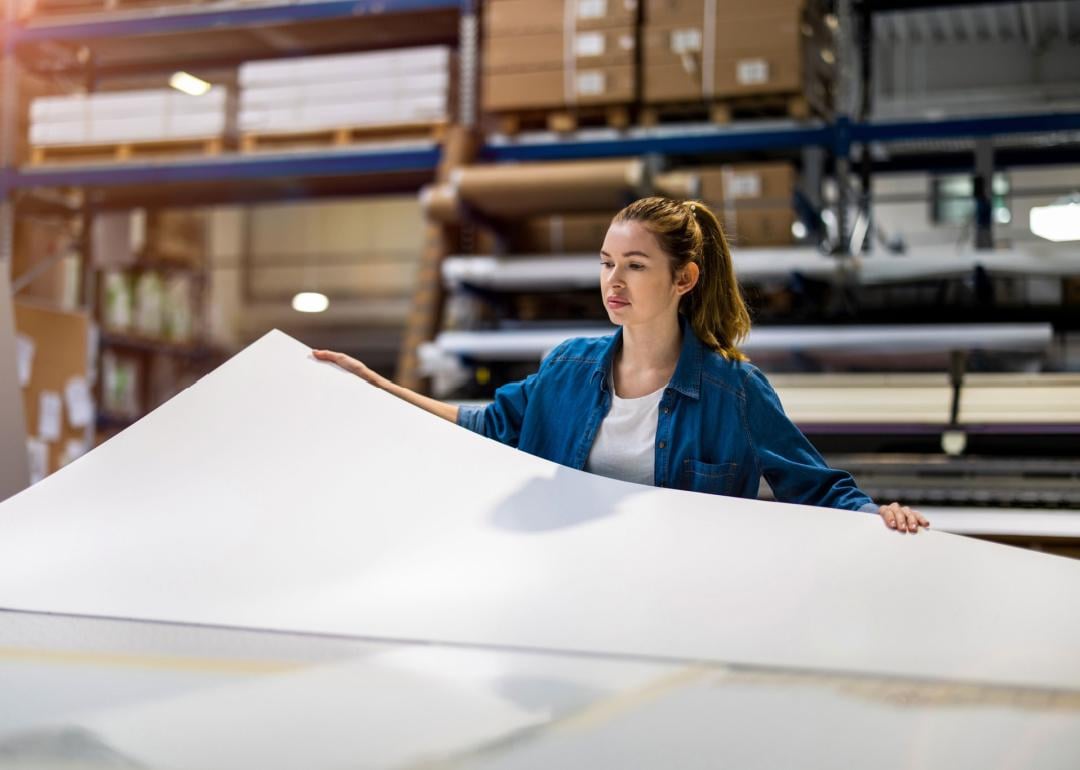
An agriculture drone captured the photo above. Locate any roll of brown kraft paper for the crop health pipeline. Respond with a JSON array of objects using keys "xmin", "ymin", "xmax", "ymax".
[{"xmin": 450, "ymin": 158, "xmax": 647, "ymax": 218}]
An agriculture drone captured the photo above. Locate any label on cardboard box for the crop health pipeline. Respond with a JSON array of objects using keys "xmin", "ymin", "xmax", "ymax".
[
  {"xmin": 16, "ymin": 334, "xmax": 34, "ymax": 388},
  {"xmin": 576, "ymin": 71, "xmax": 607, "ymax": 96},
  {"xmin": 736, "ymin": 58, "xmax": 770, "ymax": 85},
  {"xmin": 670, "ymin": 28, "xmax": 703, "ymax": 54},
  {"xmin": 619, "ymin": 33, "xmax": 635, "ymax": 51},
  {"xmin": 724, "ymin": 172, "xmax": 763, "ymax": 199},
  {"xmin": 575, "ymin": 32, "xmax": 606, "ymax": 57},
  {"xmin": 577, "ymin": 0, "xmax": 607, "ymax": 19}
]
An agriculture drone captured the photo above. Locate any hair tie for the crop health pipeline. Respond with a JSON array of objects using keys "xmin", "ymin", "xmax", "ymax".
[{"xmin": 687, "ymin": 202, "xmax": 697, "ymax": 216}]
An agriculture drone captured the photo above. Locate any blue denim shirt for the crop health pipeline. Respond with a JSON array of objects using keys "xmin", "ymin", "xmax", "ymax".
[{"xmin": 457, "ymin": 316, "xmax": 878, "ymax": 513}]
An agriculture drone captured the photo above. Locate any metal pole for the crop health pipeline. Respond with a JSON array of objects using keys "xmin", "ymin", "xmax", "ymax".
[
  {"xmin": 1, "ymin": 0, "xmax": 20, "ymax": 265},
  {"xmin": 457, "ymin": 0, "xmax": 478, "ymax": 129},
  {"xmin": 974, "ymin": 137, "xmax": 994, "ymax": 251},
  {"xmin": 0, "ymin": 0, "xmax": 31, "ymax": 499}
]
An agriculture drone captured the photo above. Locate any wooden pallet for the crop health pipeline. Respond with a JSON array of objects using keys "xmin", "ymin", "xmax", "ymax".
[
  {"xmin": 240, "ymin": 121, "xmax": 447, "ymax": 153},
  {"xmin": 640, "ymin": 93, "xmax": 817, "ymax": 127},
  {"xmin": 27, "ymin": 0, "xmax": 206, "ymax": 17},
  {"xmin": 30, "ymin": 137, "xmax": 224, "ymax": 165},
  {"xmin": 490, "ymin": 105, "xmax": 632, "ymax": 136}
]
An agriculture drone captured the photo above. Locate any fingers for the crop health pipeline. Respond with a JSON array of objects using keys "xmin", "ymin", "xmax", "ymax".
[
  {"xmin": 880, "ymin": 503, "xmax": 929, "ymax": 534},
  {"xmin": 313, "ymin": 349, "xmax": 381, "ymax": 386}
]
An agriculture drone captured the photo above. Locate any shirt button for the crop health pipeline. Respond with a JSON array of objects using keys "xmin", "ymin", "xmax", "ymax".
[
  {"xmin": 658, "ymin": 441, "xmax": 666, "ymax": 449},
  {"xmin": 662, "ymin": 407, "xmax": 670, "ymax": 414}
]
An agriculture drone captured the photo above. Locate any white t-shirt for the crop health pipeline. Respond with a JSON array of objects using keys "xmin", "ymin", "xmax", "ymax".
[{"xmin": 585, "ymin": 375, "xmax": 665, "ymax": 486}]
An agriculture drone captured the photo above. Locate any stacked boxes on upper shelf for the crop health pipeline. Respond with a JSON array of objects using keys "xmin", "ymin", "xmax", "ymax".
[
  {"xmin": 483, "ymin": 0, "xmax": 640, "ymax": 129},
  {"xmin": 642, "ymin": 0, "xmax": 835, "ymax": 121},
  {"xmin": 239, "ymin": 46, "xmax": 453, "ymax": 150}
]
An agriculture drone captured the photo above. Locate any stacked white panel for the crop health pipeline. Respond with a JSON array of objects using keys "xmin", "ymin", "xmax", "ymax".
[
  {"xmin": 238, "ymin": 46, "xmax": 451, "ymax": 134},
  {"xmin": 29, "ymin": 89, "xmax": 227, "ymax": 147}
]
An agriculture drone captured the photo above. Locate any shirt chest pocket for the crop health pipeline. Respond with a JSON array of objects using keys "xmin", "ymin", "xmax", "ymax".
[{"xmin": 681, "ymin": 458, "xmax": 738, "ymax": 496}]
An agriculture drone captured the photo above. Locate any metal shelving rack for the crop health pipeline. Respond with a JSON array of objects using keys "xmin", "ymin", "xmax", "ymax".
[
  {"xmin": 0, "ymin": 0, "xmax": 478, "ymax": 437},
  {"xmin": 2, "ymin": 0, "xmax": 1079, "ymax": 390}
]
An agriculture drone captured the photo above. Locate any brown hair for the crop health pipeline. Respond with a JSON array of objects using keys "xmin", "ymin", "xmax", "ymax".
[{"xmin": 612, "ymin": 196, "xmax": 751, "ymax": 361}]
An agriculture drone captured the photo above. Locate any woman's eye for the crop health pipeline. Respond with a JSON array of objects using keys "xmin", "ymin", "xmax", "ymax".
[{"xmin": 630, "ymin": 263, "xmax": 644, "ymax": 270}]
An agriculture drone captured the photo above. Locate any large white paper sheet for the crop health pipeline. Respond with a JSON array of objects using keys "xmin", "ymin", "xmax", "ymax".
[
  {"xmin": 0, "ymin": 330, "xmax": 1079, "ymax": 692},
  {"xmin": 2, "ymin": 613, "xmax": 1078, "ymax": 770}
]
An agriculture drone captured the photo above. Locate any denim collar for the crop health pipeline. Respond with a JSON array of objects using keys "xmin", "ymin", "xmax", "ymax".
[{"xmin": 590, "ymin": 314, "xmax": 703, "ymax": 400}]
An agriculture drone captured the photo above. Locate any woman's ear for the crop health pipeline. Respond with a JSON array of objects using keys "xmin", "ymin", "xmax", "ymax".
[{"xmin": 676, "ymin": 262, "xmax": 700, "ymax": 296}]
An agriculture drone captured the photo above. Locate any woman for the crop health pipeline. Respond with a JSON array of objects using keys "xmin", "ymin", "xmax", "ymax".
[{"xmin": 316, "ymin": 197, "xmax": 930, "ymax": 534}]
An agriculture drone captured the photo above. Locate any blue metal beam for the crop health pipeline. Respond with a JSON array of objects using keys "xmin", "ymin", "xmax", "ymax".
[
  {"xmin": 483, "ymin": 123, "xmax": 833, "ymax": 163},
  {"xmin": 13, "ymin": 0, "xmax": 463, "ymax": 44},
  {"xmin": 5, "ymin": 146, "xmax": 441, "ymax": 189},
  {"xmin": 854, "ymin": 113, "xmax": 1080, "ymax": 143}
]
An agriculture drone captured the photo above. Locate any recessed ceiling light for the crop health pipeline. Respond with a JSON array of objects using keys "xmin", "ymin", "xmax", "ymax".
[
  {"xmin": 169, "ymin": 72, "xmax": 212, "ymax": 96},
  {"xmin": 292, "ymin": 292, "xmax": 330, "ymax": 313}
]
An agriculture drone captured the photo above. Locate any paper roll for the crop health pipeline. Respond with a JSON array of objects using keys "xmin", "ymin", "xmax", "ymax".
[
  {"xmin": 419, "ymin": 183, "xmax": 462, "ymax": 224},
  {"xmin": 450, "ymin": 158, "xmax": 647, "ymax": 218}
]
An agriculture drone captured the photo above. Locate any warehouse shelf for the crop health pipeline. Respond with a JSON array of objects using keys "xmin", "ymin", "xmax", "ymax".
[
  {"xmin": 484, "ymin": 121, "xmax": 832, "ymax": 163},
  {"xmin": 419, "ymin": 323, "xmax": 1055, "ymax": 371},
  {"xmin": 0, "ymin": 143, "xmax": 442, "ymax": 204},
  {"xmin": 918, "ymin": 508, "xmax": 1080, "ymax": 539},
  {"xmin": 442, "ymin": 247, "xmax": 1080, "ymax": 294},
  {"xmin": 483, "ymin": 111, "xmax": 1080, "ymax": 166},
  {"xmin": 3, "ymin": 110, "xmax": 1076, "ymax": 200},
  {"xmin": 98, "ymin": 331, "xmax": 214, "ymax": 358},
  {"xmin": 12, "ymin": 0, "xmax": 464, "ymax": 73},
  {"xmin": 443, "ymin": 249, "xmax": 842, "ymax": 292}
]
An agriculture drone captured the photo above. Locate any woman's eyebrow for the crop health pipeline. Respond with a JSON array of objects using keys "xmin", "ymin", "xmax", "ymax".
[{"xmin": 600, "ymin": 250, "xmax": 652, "ymax": 258}]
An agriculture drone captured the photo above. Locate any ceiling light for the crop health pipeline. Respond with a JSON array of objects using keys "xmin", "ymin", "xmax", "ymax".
[
  {"xmin": 169, "ymin": 72, "xmax": 212, "ymax": 96},
  {"xmin": 1029, "ymin": 196, "xmax": 1080, "ymax": 242},
  {"xmin": 292, "ymin": 292, "xmax": 329, "ymax": 313}
]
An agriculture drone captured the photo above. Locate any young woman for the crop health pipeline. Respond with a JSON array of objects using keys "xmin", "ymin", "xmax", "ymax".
[{"xmin": 315, "ymin": 197, "xmax": 930, "ymax": 534}]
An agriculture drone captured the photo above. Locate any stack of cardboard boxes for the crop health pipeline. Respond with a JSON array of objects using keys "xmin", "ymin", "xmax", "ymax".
[
  {"xmin": 640, "ymin": 0, "xmax": 834, "ymax": 120},
  {"xmin": 483, "ymin": 0, "xmax": 640, "ymax": 129}
]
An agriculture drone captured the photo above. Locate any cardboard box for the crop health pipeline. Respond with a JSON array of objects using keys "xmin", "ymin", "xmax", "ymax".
[
  {"xmin": 483, "ymin": 26, "xmax": 636, "ymax": 72},
  {"xmin": 642, "ymin": 1, "xmax": 828, "ymax": 104},
  {"xmin": 643, "ymin": 19, "xmax": 804, "ymax": 100},
  {"xmin": 486, "ymin": 0, "xmax": 639, "ymax": 35},
  {"xmin": 691, "ymin": 162, "xmax": 796, "ymax": 247},
  {"xmin": 483, "ymin": 65, "xmax": 635, "ymax": 111},
  {"xmin": 644, "ymin": 0, "xmax": 806, "ymax": 23},
  {"xmin": 12, "ymin": 220, "xmax": 79, "ymax": 308}
]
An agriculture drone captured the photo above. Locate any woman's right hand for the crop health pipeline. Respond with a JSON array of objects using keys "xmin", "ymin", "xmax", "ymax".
[
  {"xmin": 312, "ymin": 349, "xmax": 387, "ymax": 390},
  {"xmin": 312, "ymin": 348, "xmax": 460, "ymax": 424}
]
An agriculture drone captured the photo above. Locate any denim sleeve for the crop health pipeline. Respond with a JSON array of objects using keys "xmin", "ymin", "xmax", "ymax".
[
  {"xmin": 456, "ymin": 372, "xmax": 539, "ymax": 448},
  {"xmin": 455, "ymin": 341, "xmax": 568, "ymax": 447},
  {"xmin": 741, "ymin": 367, "xmax": 877, "ymax": 513}
]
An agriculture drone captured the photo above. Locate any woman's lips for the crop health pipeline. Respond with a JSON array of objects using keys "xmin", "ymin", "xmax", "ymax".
[{"xmin": 606, "ymin": 296, "xmax": 629, "ymax": 309}]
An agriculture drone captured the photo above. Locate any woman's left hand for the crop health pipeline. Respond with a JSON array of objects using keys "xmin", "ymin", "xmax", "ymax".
[{"xmin": 878, "ymin": 502, "xmax": 931, "ymax": 534}]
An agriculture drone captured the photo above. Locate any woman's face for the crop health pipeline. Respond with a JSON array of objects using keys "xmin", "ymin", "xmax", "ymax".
[{"xmin": 600, "ymin": 220, "xmax": 696, "ymax": 328}]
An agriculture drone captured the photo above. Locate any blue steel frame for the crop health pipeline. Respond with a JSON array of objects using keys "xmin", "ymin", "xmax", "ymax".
[
  {"xmin": 11, "ymin": 0, "xmax": 464, "ymax": 44},
  {"xmin": 2, "ymin": 111, "xmax": 1078, "ymax": 194},
  {"xmin": 4, "ymin": 146, "xmax": 442, "ymax": 190}
]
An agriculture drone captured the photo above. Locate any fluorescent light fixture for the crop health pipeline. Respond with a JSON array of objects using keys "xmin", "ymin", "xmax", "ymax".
[
  {"xmin": 1029, "ymin": 197, "xmax": 1080, "ymax": 242},
  {"xmin": 292, "ymin": 292, "xmax": 329, "ymax": 313},
  {"xmin": 169, "ymin": 71, "xmax": 212, "ymax": 96}
]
